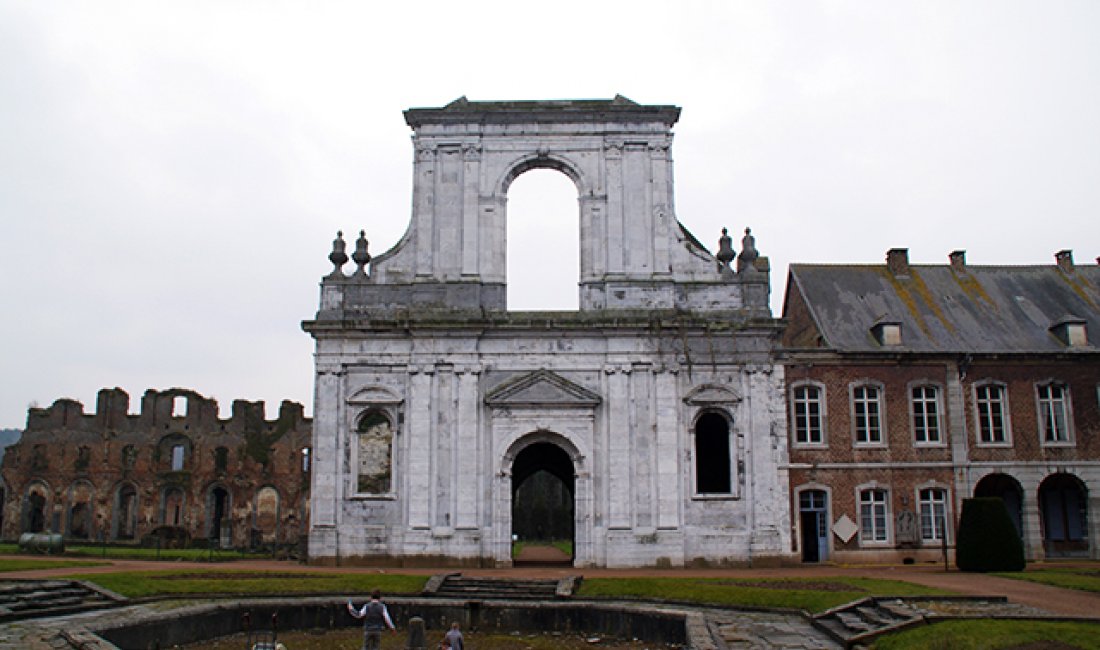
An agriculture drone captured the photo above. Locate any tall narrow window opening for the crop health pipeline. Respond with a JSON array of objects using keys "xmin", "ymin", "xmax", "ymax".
[
  {"xmin": 1037, "ymin": 383, "xmax": 1071, "ymax": 443},
  {"xmin": 975, "ymin": 383, "xmax": 1008, "ymax": 444},
  {"xmin": 506, "ymin": 169, "xmax": 579, "ymax": 311},
  {"xmin": 694, "ymin": 412, "xmax": 732, "ymax": 494}
]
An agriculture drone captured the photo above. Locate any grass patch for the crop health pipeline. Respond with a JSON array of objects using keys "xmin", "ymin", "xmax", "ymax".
[
  {"xmin": 0, "ymin": 558, "xmax": 109, "ymax": 572},
  {"xmin": 577, "ymin": 577, "xmax": 951, "ymax": 613},
  {"xmin": 66, "ymin": 569, "xmax": 428, "ymax": 599},
  {"xmin": 993, "ymin": 567, "xmax": 1100, "ymax": 594},
  {"xmin": 871, "ymin": 619, "xmax": 1100, "ymax": 649},
  {"xmin": 0, "ymin": 544, "xmax": 254, "ymax": 562}
]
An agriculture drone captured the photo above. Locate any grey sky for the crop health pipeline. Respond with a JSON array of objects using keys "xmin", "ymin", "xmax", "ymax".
[{"xmin": 2, "ymin": 1, "xmax": 1097, "ymax": 428}]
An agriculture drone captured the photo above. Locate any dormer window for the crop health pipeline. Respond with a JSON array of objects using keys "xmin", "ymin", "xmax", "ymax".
[
  {"xmin": 871, "ymin": 320, "xmax": 902, "ymax": 346},
  {"xmin": 1049, "ymin": 316, "xmax": 1088, "ymax": 347}
]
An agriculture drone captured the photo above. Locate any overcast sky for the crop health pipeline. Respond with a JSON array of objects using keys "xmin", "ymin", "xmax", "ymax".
[{"xmin": 2, "ymin": 1, "xmax": 1097, "ymax": 429}]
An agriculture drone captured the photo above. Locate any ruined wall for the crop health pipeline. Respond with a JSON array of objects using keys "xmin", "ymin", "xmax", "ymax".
[{"xmin": 0, "ymin": 388, "xmax": 312, "ymax": 550}]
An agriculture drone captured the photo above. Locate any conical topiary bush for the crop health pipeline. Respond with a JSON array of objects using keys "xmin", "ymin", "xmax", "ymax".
[{"xmin": 955, "ymin": 497, "xmax": 1026, "ymax": 572}]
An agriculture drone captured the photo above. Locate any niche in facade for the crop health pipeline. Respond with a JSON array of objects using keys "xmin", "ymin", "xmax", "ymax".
[{"xmin": 356, "ymin": 410, "xmax": 393, "ymax": 494}]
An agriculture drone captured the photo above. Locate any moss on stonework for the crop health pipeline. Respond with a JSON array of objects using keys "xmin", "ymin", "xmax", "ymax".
[{"xmin": 242, "ymin": 409, "xmax": 295, "ymax": 466}]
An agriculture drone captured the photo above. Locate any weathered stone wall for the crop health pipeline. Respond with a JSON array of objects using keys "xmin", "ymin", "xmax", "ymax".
[{"xmin": 0, "ymin": 388, "xmax": 312, "ymax": 549}]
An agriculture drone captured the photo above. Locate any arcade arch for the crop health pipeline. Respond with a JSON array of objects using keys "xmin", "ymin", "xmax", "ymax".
[
  {"xmin": 1039, "ymin": 473, "xmax": 1088, "ymax": 558},
  {"xmin": 974, "ymin": 472, "xmax": 1024, "ymax": 538}
]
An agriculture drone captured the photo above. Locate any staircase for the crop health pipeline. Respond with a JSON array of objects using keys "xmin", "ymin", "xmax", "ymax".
[
  {"xmin": 426, "ymin": 575, "xmax": 572, "ymax": 600},
  {"xmin": 812, "ymin": 597, "xmax": 924, "ymax": 648},
  {"xmin": 0, "ymin": 580, "xmax": 126, "ymax": 621}
]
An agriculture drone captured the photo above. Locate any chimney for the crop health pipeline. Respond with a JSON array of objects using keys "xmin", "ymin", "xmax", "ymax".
[
  {"xmin": 949, "ymin": 250, "xmax": 967, "ymax": 273},
  {"xmin": 1056, "ymin": 250, "xmax": 1074, "ymax": 274},
  {"xmin": 886, "ymin": 248, "xmax": 910, "ymax": 277}
]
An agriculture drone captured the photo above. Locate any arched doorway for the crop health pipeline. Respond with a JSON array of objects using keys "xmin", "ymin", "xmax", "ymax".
[
  {"xmin": 23, "ymin": 482, "xmax": 49, "ymax": 533},
  {"xmin": 208, "ymin": 486, "xmax": 230, "ymax": 547},
  {"xmin": 1039, "ymin": 473, "xmax": 1088, "ymax": 558},
  {"xmin": 974, "ymin": 473, "xmax": 1024, "ymax": 539},
  {"xmin": 511, "ymin": 440, "xmax": 575, "ymax": 566},
  {"xmin": 113, "ymin": 483, "xmax": 138, "ymax": 540},
  {"xmin": 67, "ymin": 481, "xmax": 94, "ymax": 540},
  {"xmin": 799, "ymin": 489, "xmax": 829, "ymax": 562}
]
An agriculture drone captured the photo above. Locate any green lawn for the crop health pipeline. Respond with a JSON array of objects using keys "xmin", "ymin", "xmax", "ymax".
[
  {"xmin": 0, "ymin": 558, "xmax": 109, "ymax": 572},
  {"xmin": 872, "ymin": 619, "xmax": 1100, "ymax": 649},
  {"xmin": 577, "ymin": 576, "xmax": 952, "ymax": 613},
  {"xmin": 66, "ymin": 569, "xmax": 428, "ymax": 599},
  {"xmin": 0, "ymin": 543, "xmax": 253, "ymax": 562},
  {"xmin": 993, "ymin": 565, "xmax": 1100, "ymax": 594}
]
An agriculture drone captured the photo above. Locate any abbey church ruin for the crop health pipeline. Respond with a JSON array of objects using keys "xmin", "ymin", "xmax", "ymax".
[
  {"xmin": 304, "ymin": 96, "xmax": 791, "ymax": 567},
  {"xmin": 4, "ymin": 97, "xmax": 1097, "ymax": 567}
]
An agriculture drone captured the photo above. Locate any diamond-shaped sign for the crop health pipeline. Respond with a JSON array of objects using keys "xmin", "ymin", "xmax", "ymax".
[{"xmin": 833, "ymin": 514, "xmax": 858, "ymax": 543}]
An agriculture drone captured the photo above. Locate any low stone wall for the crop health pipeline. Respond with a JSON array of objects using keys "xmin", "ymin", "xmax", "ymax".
[{"xmin": 92, "ymin": 597, "xmax": 688, "ymax": 649}]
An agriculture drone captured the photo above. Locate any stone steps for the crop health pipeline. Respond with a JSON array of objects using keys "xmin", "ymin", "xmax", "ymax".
[
  {"xmin": 812, "ymin": 598, "xmax": 923, "ymax": 649},
  {"xmin": 0, "ymin": 580, "xmax": 126, "ymax": 621},
  {"xmin": 426, "ymin": 575, "xmax": 570, "ymax": 600}
]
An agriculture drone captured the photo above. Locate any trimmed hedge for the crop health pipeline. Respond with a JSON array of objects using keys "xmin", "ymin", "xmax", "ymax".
[{"xmin": 955, "ymin": 497, "xmax": 1026, "ymax": 572}]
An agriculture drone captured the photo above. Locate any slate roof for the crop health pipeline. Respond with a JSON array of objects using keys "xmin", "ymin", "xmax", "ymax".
[{"xmin": 786, "ymin": 260, "xmax": 1100, "ymax": 354}]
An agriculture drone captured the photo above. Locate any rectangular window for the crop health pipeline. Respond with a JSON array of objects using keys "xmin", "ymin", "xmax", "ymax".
[
  {"xmin": 853, "ymin": 385, "xmax": 883, "ymax": 444},
  {"xmin": 919, "ymin": 488, "xmax": 948, "ymax": 541},
  {"xmin": 911, "ymin": 385, "xmax": 941, "ymax": 444},
  {"xmin": 1037, "ymin": 384, "xmax": 1070, "ymax": 443},
  {"xmin": 792, "ymin": 385, "xmax": 824, "ymax": 445},
  {"xmin": 859, "ymin": 489, "xmax": 889, "ymax": 543},
  {"xmin": 976, "ymin": 384, "xmax": 1008, "ymax": 444}
]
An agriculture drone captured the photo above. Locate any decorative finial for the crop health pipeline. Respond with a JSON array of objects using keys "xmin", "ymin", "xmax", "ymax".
[
  {"xmin": 352, "ymin": 230, "xmax": 371, "ymax": 277},
  {"xmin": 328, "ymin": 230, "xmax": 348, "ymax": 277},
  {"xmin": 716, "ymin": 227, "xmax": 735, "ymax": 271},
  {"xmin": 736, "ymin": 227, "xmax": 759, "ymax": 273}
]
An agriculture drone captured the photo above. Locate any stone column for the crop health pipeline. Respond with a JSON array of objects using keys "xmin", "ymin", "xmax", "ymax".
[
  {"xmin": 406, "ymin": 366, "xmax": 433, "ymax": 529},
  {"xmin": 605, "ymin": 364, "xmax": 632, "ymax": 529},
  {"xmin": 454, "ymin": 366, "xmax": 481, "ymax": 530},
  {"xmin": 655, "ymin": 366, "xmax": 681, "ymax": 529}
]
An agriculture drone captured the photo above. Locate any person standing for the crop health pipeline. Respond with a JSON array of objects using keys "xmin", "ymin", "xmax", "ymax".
[
  {"xmin": 348, "ymin": 589, "xmax": 396, "ymax": 650},
  {"xmin": 443, "ymin": 621, "xmax": 464, "ymax": 650}
]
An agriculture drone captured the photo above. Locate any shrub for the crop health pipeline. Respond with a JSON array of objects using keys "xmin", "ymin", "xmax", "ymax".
[{"xmin": 955, "ymin": 497, "xmax": 1025, "ymax": 572}]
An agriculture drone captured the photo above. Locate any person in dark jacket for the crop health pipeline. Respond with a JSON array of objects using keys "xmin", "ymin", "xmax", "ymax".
[{"xmin": 348, "ymin": 588, "xmax": 396, "ymax": 650}]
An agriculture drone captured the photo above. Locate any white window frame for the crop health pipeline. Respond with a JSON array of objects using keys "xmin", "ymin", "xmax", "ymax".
[
  {"xmin": 857, "ymin": 485, "xmax": 891, "ymax": 545},
  {"xmin": 1036, "ymin": 381, "xmax": 1073, "ymax": 446},
  {"xmin": 351, "ymin": 407, "xmax": 398, "ymax": 499},
  {"xmin": 973, "ymin": 381, "xmax": 1012, "ymax": 447},
  {"xmin": 909, "ymin": 383, "xmax": 944, "ymax": 446},
  {"xmin": 790, "ymin": 381, "xmax": 827, "ymax": 448},
  {"xmin": 691, "ymin": 409, "xmax": 736, "ymax": 498},
  {"xmin": 850, "ymin": 382, "xmax": 886, "ymax": 447},
  {"xmin": 917, "ymin": 485, "xmax": 950, "ymax": 543}
]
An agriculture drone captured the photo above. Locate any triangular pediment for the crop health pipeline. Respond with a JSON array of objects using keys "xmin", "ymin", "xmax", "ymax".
[
  {"xmin": 485, "ymin": 370, "xmax": 601, "ymax": 408},
  {"xmin": 683, "ymin": 384, "xmax": 742, "ymax": 406}
]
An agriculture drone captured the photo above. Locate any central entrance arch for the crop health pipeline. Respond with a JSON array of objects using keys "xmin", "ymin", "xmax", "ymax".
[{"xmin": 511, "ymin": 441, "xmax": 575, "ymax": 564}]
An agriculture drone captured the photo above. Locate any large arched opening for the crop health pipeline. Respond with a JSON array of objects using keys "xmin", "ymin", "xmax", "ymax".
[
  {"xmin": 1039, "ymin": 473, "xmax": 1088, "ymax": 558},
  {"xmin": 504, "ymin": 166, "xmax": 580, "ymax": 311},
  {"xmin": 208, "ymin": 485, "xmax": 231, "ymax": 547},
  {"xmin": 974, "ymin": 472, "xmax": 1025, "ymax": 539},
  {"xmin": 511, "ymin": 439, "xmax": 575, "ymax": 565}
]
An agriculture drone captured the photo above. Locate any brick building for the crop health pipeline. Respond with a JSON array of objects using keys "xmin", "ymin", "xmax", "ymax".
[
  {"xmin": 0, "ymin": 388, "xmax": 312, "ymax": 550},
  {"xmin": 781, "ymin": 248, "xmax": 1100, "ymax": 563}
]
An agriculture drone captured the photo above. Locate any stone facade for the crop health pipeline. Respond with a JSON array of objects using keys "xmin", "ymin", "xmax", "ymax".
[
  {"xmin": 781, "ymin": 249, "xmax": 1100, "ymax": 563},
  {"xmin": 303, "ymin": 97, "xmax": 793, "ymax": 567},
  {"xmin": 0, "ymin": 388, "xmax": 312, "ymax": 550}
]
